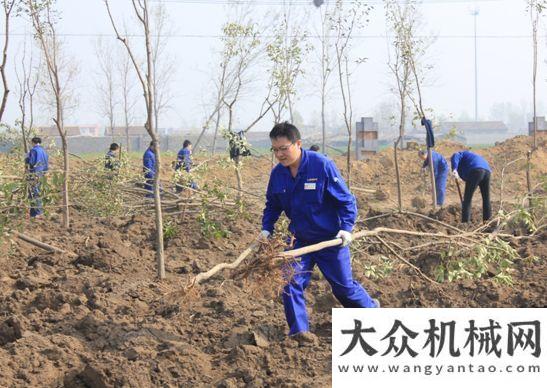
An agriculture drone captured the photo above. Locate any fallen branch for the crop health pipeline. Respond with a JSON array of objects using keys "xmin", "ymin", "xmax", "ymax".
[
  {"xmin": 190, "ymin": 240, "xmax": 260, "ymax": 286},
  {"xmin": 13, "ymin": 231, "xmax": 75, "ymax": 256}
]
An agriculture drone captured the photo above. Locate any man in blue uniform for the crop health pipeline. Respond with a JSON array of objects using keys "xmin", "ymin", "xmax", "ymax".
[
  {"xmin": 260, "ymin": 122, "xmax": 378, "ymax": 338},
  {"xmin": 418, "ymin": 149, "xmax": 448, "ymax": 206},
  {"xmin": 25, "ymin": 137, "xmax": 49, "ymax": 217},
  {"xmin": 143, "ymin": 141, "xmax": 157, "ymax": 197},
  {"xmin": 175, "ymin": 140, "xmax": 197, "ymax": 192},
  {"xmin": 450, "ymin": 150, "xmax": 491, "ymax": 223}
]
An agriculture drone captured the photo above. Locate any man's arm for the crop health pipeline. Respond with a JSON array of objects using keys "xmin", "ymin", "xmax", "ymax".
[
  {"xmin": 261, "ymin": 175, "xmax": 283, "ymax": 234},
  {"xmin": 27, "ymin": 149, "xmax": 37, "ymax": 169},
  {"xmin": 324, "ymin": 160, "xmax": 357, "ymax": 232},
  {"xmin": 451, "ymin": 152, "xmax": 462, "ymax": 172}
]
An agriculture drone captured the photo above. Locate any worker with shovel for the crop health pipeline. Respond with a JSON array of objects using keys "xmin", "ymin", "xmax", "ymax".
[
  {"xmin": 418, "ymin": 149, "xmax": 448, "ymax": 206},
  {"xmin": 450, "ymin": 150, "xmax": 492, "ymax": 223},
  {"xmin": 259, "ymin": 122, "xmax": 378, "ymax": 340}
]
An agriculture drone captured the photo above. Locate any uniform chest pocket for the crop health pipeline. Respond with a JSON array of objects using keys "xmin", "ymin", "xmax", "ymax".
[
  {"xmin": 302, "ymin": 181, "xmax": 323, "ymax": 204},
  {"xmin": 273, "ymin": 188, "xmax": 290, "ymax": 208}
]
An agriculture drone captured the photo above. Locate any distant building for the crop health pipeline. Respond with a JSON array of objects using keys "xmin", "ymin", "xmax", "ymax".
[
  {"xmin": 355, "ymin": 117, "xmax": 379, "ymax": 160},
  {"xmin": 110, "ymin": 126, "xmax": 148, "ymax": 137},
  {"xmin": 37, "ymin": 124, "xmax": 102, "ymax": 137},
  {"xmin": 528, "ymin": 117, "xmax": 547, "ymax": 136},
  {"xmin": 438, "ymin": 121, "xmax": 509, "ymax": 145}
]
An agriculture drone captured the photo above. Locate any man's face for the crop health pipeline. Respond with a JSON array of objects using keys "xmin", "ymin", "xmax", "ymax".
[
  {"xmin": 187, "ymin": 144, "xmax": 193, "ymax": 152},
  {"xmin": 419, "ymin": 153, "xmax": 427, "ymax": 161},
  {"xmin": 271, "ymin": 136, "xmax": 302, "ymax": 167}
]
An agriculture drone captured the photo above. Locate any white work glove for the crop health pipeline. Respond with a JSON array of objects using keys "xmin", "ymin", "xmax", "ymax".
[
  {"xmin": 258, "ymin": 230, "xmax": 271, "ymax": 241},
  {"xmin": 336, "ymin": 230, "xmax": 353, "ymax": 247},
  {"xmin": 452, "ymin": 170, "xmax": 460, "ymax": 180}
]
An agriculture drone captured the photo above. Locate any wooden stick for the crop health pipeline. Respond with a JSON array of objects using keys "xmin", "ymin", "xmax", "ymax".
[
  {"xmin": 351, "ymin": 186, "xmax": 376, "ymax": 194},
  {"xmin": 13, "ymin": 231, "xmax": 75, "ymax": 256},
  {"xmin": 191, "ymin": 240, "xmax": 260, "ymax": 286},
  {"xmin": 279, "ymin": 227, "xmax": 477, "ymax": 259},
  {"xmin": 455, "ymin": 179, "xmax": 463, "ymax": 204}
]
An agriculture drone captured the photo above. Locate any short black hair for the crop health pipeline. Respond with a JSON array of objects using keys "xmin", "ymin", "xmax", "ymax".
[
  {"xmin": 183, "ymin": 140, "xmax": 191, "ymax": 148},
  {"xmin": 310, "ymin": 145, "xmax": 320, "ymax": 152},
  {"xmin": 31, "ymin": 137, "xmax": 42, "ymax": 144},
  {"xmin": 110, "ymin": 143, "xmax": 119, "ymax": 151},
  {"xmin": 269, "ymin": 122, "xmax": 301, "ymax": 143}
]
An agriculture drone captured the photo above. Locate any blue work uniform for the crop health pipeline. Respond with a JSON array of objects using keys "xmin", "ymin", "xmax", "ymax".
[
  {"xmin": 143, "ymin": 147, "xmax": 157, "ymax": 197},
  {"xmin": 176, "ymin": 148, "xmax": 192, "ymax": 172},
  {"xmin": 25, "ymin": 144, "xmax": 49, "ymax": 217},
  {"xmin": 262, "ymin": 149, "xmax": 377, "ymax": 336},
  {"xmin": 450, "ymin": 151, "xmax": 491, "ymax": 181},
  {"xmin": 451, "ymin": 151, "xmax": 492, "ymax": 222},
  {"xmin": 422, "ymin": 151, "xmax": 449, "ymax": 206},
  {"xmin": 175, "ymin": 147, "xmax": 197, "ymax": 192}
]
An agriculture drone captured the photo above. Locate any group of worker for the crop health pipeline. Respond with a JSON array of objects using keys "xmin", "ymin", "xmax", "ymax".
[
  {"xmin": 24, "ymin": 124, "xmax": 493, "ymax": 341},
  {"xmin": 419, "ymin": 148, "xmax": 491, "ymax": 222}
]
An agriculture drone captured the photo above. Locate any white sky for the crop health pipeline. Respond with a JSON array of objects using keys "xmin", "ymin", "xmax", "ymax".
[{"xmin": 0, "ymin": 0, "xmax": 544, "ymax": 133}]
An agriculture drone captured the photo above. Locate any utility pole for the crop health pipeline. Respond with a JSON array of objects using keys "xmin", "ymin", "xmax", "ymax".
[{"xmin": 471, "ymin": 6, "xmax": 479, "ymax": 121}]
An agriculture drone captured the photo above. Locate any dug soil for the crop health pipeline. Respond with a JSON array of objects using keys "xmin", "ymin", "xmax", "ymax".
[{"xmin": 0, "ymin": 136, "xmax": 545, "ymax": 387}]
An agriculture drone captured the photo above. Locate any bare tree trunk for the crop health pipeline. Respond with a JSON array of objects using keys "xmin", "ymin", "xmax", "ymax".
[
  {"xmin": 0, "ymin": 1, "xmax": 15, "ymax": 122},
  {"xmin": 105, "ymin": 0, "xmax": 164, "ymax": 278},
  {"xmin": 394, "ymin": 137, "xmax": 402, "ymax": 212},
  {"xmin": 211, "ymin": 108, "xmax": 221, "ymax": 155},
  {"xmin": 321, "ymin": 89, "xmax": 326, "ymax": 155},
  {"xmin": 399, "ymin": 97, "xmax": 406, "ymax": 150},
  {"xmin": 526, "ymin": 150, "xmax": 532, "ymax": 208},
  {"xmin": 235, "ymin": 156, "xmax": 242, "ymax": 202},
  {"xmin": 427, "ymin": 147, "xmax": 437, "ymax": 209},
  {"xmin": 532, "ymin": 13, "xmax": 538, "ymax": 150},
  {"xmin": 55, "ymin": 116, "xmax": 70, "ymax": 229},
  {"xmin": 346, "ymin": 136, "xmax": 351, "ymax": 187},
  {"xmin": 20, "ymin": 114, "xmax": 28, "ymax": 154},
  {"xmin": 144, "ymin": 0, "xmax": 165, "ymax": 280},
  {"xmin": 61, "ymin": 133, "xmax": 70, "ymax": 228}
]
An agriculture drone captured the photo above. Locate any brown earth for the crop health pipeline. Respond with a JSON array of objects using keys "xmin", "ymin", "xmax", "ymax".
[{"xmin": 0, "ymin": 135, "xmax": 545, "ymax": 387}]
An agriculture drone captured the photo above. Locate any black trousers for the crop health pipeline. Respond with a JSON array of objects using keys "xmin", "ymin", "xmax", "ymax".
[{"xmin": 462, "ymin": 168, "xmax": 491, "ymax": 223}]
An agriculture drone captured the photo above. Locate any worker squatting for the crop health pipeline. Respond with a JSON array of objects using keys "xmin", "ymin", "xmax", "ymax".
[{"xmin": 24, "ymin": 124, "xmax": 493, "ymax": 339}]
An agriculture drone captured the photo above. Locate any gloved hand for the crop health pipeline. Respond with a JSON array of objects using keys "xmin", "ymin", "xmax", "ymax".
[
  {"xmin": 452, "ymin": 170, "xmax": 460, "ymax": 180},
  {"xmin": 258, "ymin": 230, "xmax": 271, "ymax": 241},
  {"xmin": 336, "ymin": 230, "xmax": 353, "ymax": 247}
]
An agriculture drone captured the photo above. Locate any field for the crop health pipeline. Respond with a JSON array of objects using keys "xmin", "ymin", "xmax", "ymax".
[{"xmin": 0, "ymin": 135, "xmax": 545, "ymax": 387}]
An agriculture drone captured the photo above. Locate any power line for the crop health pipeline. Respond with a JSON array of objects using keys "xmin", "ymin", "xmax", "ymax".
[
  {"xmin": 3, "ymin": 32, "xmax": 541, "ymax": 39},
  {"xmin": 149, "ymin": 0, "xmax": 503, "ymax": 4}
]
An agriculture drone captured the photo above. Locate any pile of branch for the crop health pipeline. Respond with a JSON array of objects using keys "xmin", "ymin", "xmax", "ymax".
[{"xmin": 169, "ymin": 207, "xmax": 544, "ymax": 301}]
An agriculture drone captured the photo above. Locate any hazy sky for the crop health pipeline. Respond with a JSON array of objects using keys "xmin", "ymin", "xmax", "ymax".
[{"xmin": 1, "ymin": 0, "xmax": 545, "ymax": 133}]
